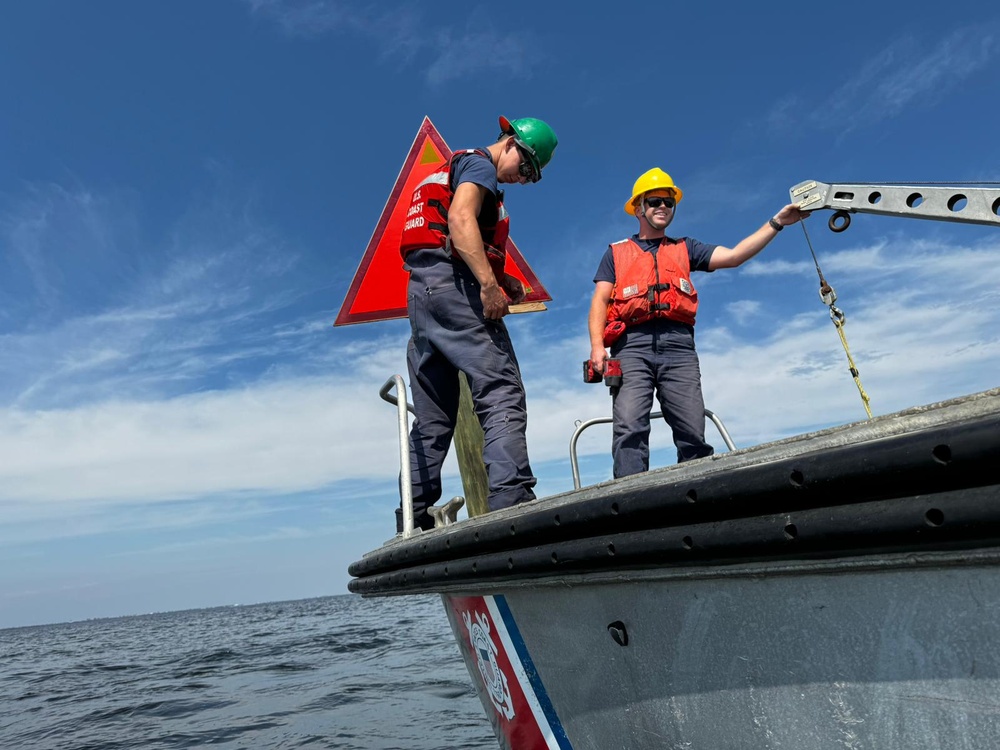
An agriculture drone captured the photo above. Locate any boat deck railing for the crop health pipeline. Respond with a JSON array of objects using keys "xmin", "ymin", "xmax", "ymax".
[
  {"xmin": 380, "ymin": 374, "xmax": 739, "ymax": 535},
  {"xmin": 568, "ymin": 409, "xmax": 737, "ymax": 490},
  {"xmin": 379, "ymin": 376, "xmax": 415, "ymax": 537}
]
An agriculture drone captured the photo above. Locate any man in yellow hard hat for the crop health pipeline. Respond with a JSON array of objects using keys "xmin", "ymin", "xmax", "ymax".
[{"xmin": 587, "ymin": 168, "xmax": 807, "ymax": 476}]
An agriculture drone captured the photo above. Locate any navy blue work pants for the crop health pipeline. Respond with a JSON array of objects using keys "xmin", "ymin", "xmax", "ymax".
[
  {"xmin": 611, "ymin": 351, "xmax": 714, "ymax": 477},
  {"xmin": 398, "ymin": 273, "xmax": 536, "ymax": 532}
]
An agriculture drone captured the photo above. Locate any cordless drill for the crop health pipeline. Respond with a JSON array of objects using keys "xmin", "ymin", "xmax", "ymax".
[{"xmin": 583, "ymin": 359, "xmax": 622, "ymax": 388}]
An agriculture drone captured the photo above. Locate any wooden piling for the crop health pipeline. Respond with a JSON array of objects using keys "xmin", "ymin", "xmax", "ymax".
[{"xmin": 454, "ymin": 373, "xmax": 489, "ymax": 518}]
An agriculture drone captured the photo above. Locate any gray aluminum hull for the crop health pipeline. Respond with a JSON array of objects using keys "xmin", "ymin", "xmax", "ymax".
[
  {"xmin": 351, "ymin": 388, "xmax": 1000, "ymax": 748},
  {"xmin": 468, "ymin": 551, "xmax": 1000, "ymax": 749}
]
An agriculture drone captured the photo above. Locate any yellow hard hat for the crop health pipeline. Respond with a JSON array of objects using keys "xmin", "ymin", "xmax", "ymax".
[{"xmin": 624, "ymin": 168, "xmax": 684, "ymax": 214}]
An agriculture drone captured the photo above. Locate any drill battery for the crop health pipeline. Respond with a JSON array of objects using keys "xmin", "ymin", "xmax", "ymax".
[{"xmin": 603, "ymin": 358, "xmax": 622, "ymax": 388}]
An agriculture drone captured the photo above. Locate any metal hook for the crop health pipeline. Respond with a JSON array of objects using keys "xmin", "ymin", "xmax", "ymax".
[{"xmin": 829, "ymin": 210, "xmax": 852, "ymax": 233}]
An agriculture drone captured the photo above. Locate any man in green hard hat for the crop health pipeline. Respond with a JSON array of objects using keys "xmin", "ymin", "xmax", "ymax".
[{"xmin": 396, "ymin": 115, "xmax": 557, "ymax": 533}]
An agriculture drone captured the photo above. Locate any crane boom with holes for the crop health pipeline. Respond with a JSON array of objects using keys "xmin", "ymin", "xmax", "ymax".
[{"xmin": 790, "ymin": 180, "xmax": 1000, "ymax": 232}]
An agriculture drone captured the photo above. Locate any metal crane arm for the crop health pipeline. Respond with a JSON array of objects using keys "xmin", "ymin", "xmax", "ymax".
[{"xmin": 789, "ymin": 180, "xmax": 1000, "ymax": 231}]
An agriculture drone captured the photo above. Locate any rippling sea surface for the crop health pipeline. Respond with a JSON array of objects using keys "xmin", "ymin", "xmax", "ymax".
[{"xmin": 0, "ymin": 595, "xmax": 497, "ymax": 749}]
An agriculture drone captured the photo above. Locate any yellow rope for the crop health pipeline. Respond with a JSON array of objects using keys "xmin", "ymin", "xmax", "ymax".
[
  {"xmin": 830, "ymin": 306, "xmax": 873, "ymax": 419},
  {"xmin": 800, "ymin": 220, "xmax": 873, "ymax": 419}
]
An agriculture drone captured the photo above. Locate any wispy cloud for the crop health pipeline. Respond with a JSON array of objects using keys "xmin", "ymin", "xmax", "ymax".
[
  {"xmin": 741, "ymin": 257, "xmax": 815, "ymax": 276},
  {"xmin": 765, "ymin": 24, "xmax": 997, "ymax": 135},
  {"xmin": 242, "ymin": 0, "xmax": 357, "ymax": 35},
  {"xmin": 106, "ymin": 523, "xmax": 348, "ymax": 558},
  {"xmin": 0, "ymin": 180, "xmax": 327, "ymax": 409},
  {"xmin": 241, "ymin": 0, "xmax": 539, "ymax": 85},
  {"xmin": 0, "ymin": 184, "xmax": 140, "ymax": 325},
  {"xmin": 0, "ymin": 176, "xmax": 414, "ymax": 523},
  {"xmin": 724, "ymin": 299, "xmax": 762, "ymax": 320},
  {"xmin": 0, "ymin": 364, "xmax": 428, "ymax": 513},
  {"xmin": 424, "ymin": 25, "xmax": 539, "ymax": 86}
]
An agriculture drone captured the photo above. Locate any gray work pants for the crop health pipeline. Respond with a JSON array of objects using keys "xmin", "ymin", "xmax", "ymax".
[
  {"xmin": 611, "ymin": 350, "xmax": 714, "ymax": 477},
  {"xmin": 398, "ymin": 271, "xmax": 536, "ymax": 532}
]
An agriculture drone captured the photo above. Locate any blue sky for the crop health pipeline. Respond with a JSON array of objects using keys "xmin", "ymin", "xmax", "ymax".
[{"xmin": 2, "ymin": 1, "xmax": 999, "ymax": 628}]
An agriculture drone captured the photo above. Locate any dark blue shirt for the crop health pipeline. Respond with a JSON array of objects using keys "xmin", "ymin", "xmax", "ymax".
[{"xmin": 450, "ymin": 148, "xmax": 498, "ymax": 196}]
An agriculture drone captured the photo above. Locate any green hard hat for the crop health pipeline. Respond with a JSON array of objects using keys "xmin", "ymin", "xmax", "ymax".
[{"xmin": 498, "ymin": 116, "xmax": 558, "ymax": 179}]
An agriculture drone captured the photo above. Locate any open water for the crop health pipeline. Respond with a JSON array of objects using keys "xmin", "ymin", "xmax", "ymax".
[{"xmin": 0, "ymin": 594, "xmax": 497, "ymax": 749}]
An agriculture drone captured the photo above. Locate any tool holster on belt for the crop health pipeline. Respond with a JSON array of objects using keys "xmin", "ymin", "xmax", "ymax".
[{"xmin": 603, "ymin": 321, "xmax": 626, "ymax": 347}]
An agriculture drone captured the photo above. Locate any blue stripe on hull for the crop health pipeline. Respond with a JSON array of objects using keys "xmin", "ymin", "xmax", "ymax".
[{"xmin": 493, "ymin": 594, "xmax": 573, "ymax": 749}]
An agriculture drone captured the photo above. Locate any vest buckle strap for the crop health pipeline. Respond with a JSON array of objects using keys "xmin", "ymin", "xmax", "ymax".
[{"xmin": 427, "ymin": 198, "xmax": 448, "ymax": 219}]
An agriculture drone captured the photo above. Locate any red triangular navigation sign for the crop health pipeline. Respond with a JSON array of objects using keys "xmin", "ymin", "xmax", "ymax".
[{"xmin": 335, "ymin": 116, "xmax": 552, "ymax": 326}]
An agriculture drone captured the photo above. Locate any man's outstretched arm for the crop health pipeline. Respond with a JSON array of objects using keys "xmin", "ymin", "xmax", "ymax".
[{"xmin": 708, "ymin": 203, "xmax": 809, "ymax": 270}]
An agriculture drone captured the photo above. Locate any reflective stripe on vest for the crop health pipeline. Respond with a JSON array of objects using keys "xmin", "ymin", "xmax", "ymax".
[{"xmin": 607, "ymin": 238, "xmax": 699, "ymax": 327}]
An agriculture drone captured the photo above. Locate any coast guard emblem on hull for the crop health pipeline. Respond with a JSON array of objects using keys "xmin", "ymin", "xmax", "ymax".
[{"xmin": 463, "ymin": 609, "xmax": 514, "ymax": 720}]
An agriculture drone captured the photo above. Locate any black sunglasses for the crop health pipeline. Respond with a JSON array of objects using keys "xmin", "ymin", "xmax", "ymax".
[
  {"xmin": 516, "ymin": 147, "xmax": 540, "ymax": 183},
  {"xmin": 644, "ymin": 196, "xmax": 675, "ymax": 209}
]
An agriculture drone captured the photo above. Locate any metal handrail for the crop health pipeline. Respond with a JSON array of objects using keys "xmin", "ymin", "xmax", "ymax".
[
  {"xmin": 569, "ymin": 408, "xmax": 737, "ymax": 490},
  {"xmin": 379, "ymin": 376, "xmax": 416, "ymax": 538}
]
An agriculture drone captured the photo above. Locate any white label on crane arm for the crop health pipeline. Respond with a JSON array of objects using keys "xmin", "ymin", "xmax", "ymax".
[
  {"xmin": 791, "ymin": 181, "xmax": 818, "ymax": 198},
  {"xmin": 797, "ymin": 194, "xmax": 823, "ymax": 210}
]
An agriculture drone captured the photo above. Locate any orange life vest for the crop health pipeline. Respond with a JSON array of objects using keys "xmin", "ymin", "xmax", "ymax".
[
  {"xmin": 399, "ymin": 149, "xmax": 510, "ymax": 278},
  {"xmin": 607, "ymin": 238, "xmax": 699, "ymax": 328}
]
